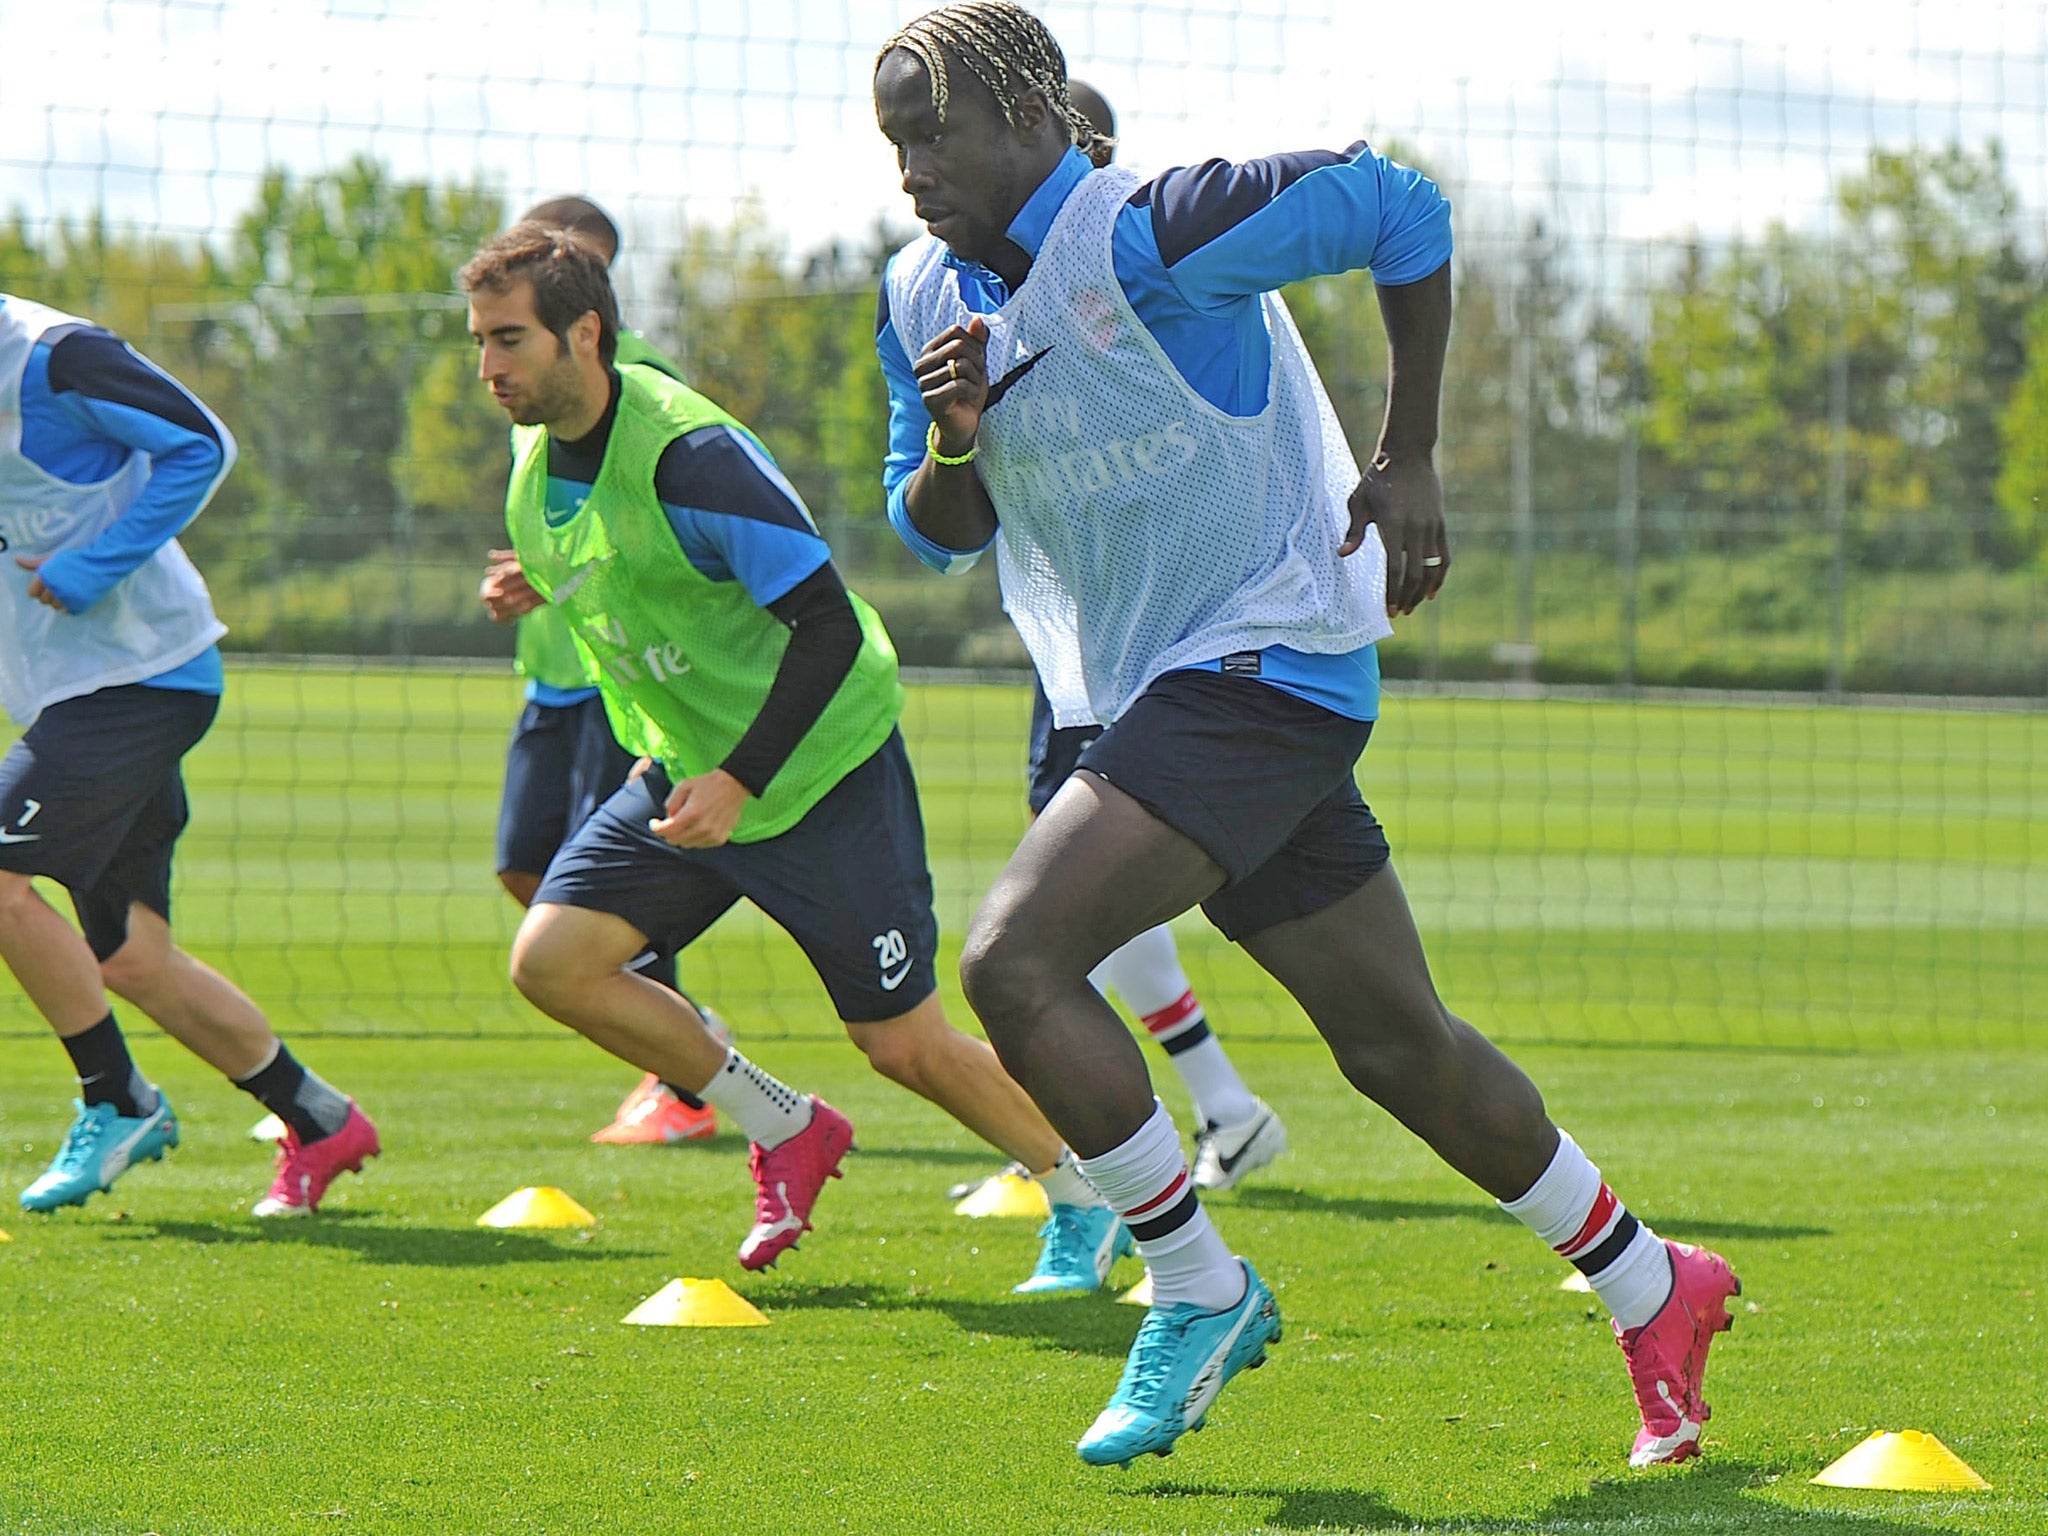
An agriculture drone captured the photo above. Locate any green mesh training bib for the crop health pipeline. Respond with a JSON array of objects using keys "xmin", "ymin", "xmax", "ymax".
[
  {"xmin": 506, "ymin": 362, "xmax": 903, "ymax": 842},
  {"xmin": 512, "ymin": 333, "xmax": 682, "ymax": 691},
  {"xmin": 513, "ymin": 604, "xmax": 594, "ymax": 692}
]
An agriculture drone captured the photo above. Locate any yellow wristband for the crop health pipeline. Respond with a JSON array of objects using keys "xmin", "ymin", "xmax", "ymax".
[{"xmin": 927, "ymin": 420, "xmax": 977, "ymax": 466}]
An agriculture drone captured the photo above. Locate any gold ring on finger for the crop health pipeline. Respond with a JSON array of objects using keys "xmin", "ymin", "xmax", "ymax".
[
  {"xmin": 948, "ymin": 359, "xmax": 959, "ymax": 382},
  {"xmin": 1422, "ymin": 556, "xmax": 1445, "ymax": 567}
]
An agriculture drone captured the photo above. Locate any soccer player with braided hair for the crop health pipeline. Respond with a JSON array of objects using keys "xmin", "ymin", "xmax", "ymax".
[
  {"xmin": 874, "ymin": 0, "xmax": 1738, "ymax": 1470},
  {"xmin": 949, "ymin": 81, "xmax": 1294, "ymax": 1214}
]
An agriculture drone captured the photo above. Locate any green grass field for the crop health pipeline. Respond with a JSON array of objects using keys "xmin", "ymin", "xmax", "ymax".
[
  {"xmin": 4, "ymin": 666, "xmax": 2041, "ymax": 1048},
  {"xmin": 1, "ymin": 669, "xmax": 2043, "ymax": 1533},
  {"xmin": 1, "ymin": 1039, "xmax": 2041, "ymax": 1534}
]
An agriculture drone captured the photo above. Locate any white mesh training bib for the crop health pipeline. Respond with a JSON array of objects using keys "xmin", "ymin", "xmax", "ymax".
[
  {"xmin": 886, "ymin": 167, "xmax": 1389, "ymax": 727},
  {"xmin": 0, "ymin": 296, "xmax": 229, "ymax": 726}
]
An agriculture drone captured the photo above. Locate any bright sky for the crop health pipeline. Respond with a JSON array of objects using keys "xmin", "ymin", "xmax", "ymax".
[{"xmin": 3, "ymin": 0, "xmax": 2043, "ymax": 306}]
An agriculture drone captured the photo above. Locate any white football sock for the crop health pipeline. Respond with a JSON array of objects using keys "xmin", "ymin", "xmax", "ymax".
[
  {"xmin": 698, "ymin": 1048, "xmax": 813, "ymax": 1151},
  {"xmin": 1500, "ymin": 1130, "xmax": 1673, "ymax": 1330},
  {"xmin": 1097, "ymin": 927, "xmax": 1258, "ymax": 1127},
  {"xmin": 1097, "ymin": 926, "xmax": 1191, "ymax": 1018},
  {"xmin": 1036, "ymin": 1148, "xmax": 1108, "ymax": 1209},
  {"xmin": 1078, "ymin": 1099, "xmax": 1243, "ymax": 1312},
  {"xmin": 1589, "ymin": 1224, "xmax": 1679, "ymax": 1330},
  {"xmin": 1165, "ymin": 1035, "xmax": 1258, "ymax": 1128}
]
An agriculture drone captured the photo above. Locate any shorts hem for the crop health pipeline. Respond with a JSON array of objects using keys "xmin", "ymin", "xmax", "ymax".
[
  {"xmin": 1203, "ymin": 856, "xmax": 1389, "ymax": 943},
  {"xmin": 834, "ymin": 978, "xmax": 940, "ymax": 1025}
]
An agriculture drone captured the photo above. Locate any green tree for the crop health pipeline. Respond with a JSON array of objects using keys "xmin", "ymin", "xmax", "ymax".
[
  {"xmin": 653, "ymin": 204, "xmax": 900, "ymax": 527},
  {"xmin": 1636, "ymin": 142, "xmax": 2037, "ymax": 566},
  {"xmin": 1994, "ymin": 293, "xmax": 2048, "ymax": 562},
  {"xmin": 216, "ymin": 155, "xmax": 503, "ymax": 569},
  {"xmin": 1836, "ymin": 142, "xmax": 2037, "ymax": 560}
]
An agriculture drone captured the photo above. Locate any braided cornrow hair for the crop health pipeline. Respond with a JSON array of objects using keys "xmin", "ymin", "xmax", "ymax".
[{"xmin": 878, "ymin": 1, "xmax": 1117, "ymax": 164}]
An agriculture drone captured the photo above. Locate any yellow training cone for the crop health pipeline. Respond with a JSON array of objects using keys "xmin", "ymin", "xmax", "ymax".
[
  {"xmin": 0, "ymin": 1228, "xmax": 11, "ymax": 1243},
  {"xmin": 1118, "ymin": 1272, "xmax": 1154, "ymax": 1307},
  {"xmin": 953, "ymin": 1172, "xmax": 1050, "ymax": 1219},
  {"xmin": 1812, "ymin": 1431, "xmax": 1990, "ymax": 1491},
  {"xmin": 623, "ymin": 1277, "xmax": 769, "ymax": 1328},
  {"xmin": 248, "ymin": 1113, "xmax": 288, "ymax": 1143},
  {"xmin": 476, "ymin": 1186, "xmax": 597, "ymax": 1229},
  {"xmin": 1559, "ymin": 1271, "xmax": 1593, "ymax": 1293}
]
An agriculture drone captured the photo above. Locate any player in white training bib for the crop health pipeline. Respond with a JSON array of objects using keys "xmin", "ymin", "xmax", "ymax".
[
  {"xmin": 0, "ymin": 293, "xmax": 379, "ymax": 1220},
  {"xmin": 946, "ymin": 82, "xmax": 1286, "ymax": 1206},
  {"xmin": 873, "ymin": 0, "xmax": 1739, "ymax": 1473}
]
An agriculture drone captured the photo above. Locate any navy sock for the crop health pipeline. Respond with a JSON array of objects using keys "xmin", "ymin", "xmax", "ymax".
[
  {"xmin": 61, "ymin": 1013, "xmax": 157, "ymax": 1119},
  {"xmin": 235, "ymin": 1041, "xmax": 351, "ymax": 1143}
]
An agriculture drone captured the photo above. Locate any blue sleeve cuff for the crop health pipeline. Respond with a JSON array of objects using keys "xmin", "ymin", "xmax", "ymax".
[
  {"xmin": 34, "ymin": 551, "xmax": 95, "ymax": 614},
  {"xmin": 887, "ymin": 482, "xmax": 991, "ymax": 574}
]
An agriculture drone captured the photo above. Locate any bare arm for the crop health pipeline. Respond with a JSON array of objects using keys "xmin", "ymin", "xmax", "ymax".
[{"xmin": 1344, "ymin": 259, "xmax": 1452, "ymax": 615}]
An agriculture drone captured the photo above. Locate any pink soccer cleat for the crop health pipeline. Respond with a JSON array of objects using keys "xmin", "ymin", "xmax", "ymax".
[
  {"xmin": 736, "ymin": 1099, "xmax": 853, "ymax": 1270},
  {"xmin": 1615, "ymin": 1239, "xmax": 1741, "ymax": 1467},
  {"xmin": 252, "ymin": 1103, "xmax": 381, "ymax": 1218}
]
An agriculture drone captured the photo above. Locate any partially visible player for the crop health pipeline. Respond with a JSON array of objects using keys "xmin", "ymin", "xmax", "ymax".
[
  {"xmin": 0, "ymin": 292, "xmax": 379, "ymax": 1217},
  {"xmin": 480, "ymin": 194, "xmax": 721, "ymax": 1146},
  {"xmin": 873, "ymin": 1, "xmax": 1737, "ymax": 1469},
  {"xmin": 463, "ymin": 226, "xmax": 1128, "ymax": 1292},
  {"xmin": 953, "ymin": 81, "xmax": 1284, "ymax": 1204},
  {"xmin": 1022, "ymin": 80, "xmax": 1284, "ymax": 1194}
]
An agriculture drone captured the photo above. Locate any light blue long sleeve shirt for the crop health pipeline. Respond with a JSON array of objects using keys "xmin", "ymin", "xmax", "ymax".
[
  {"xmin": 875, "ymin": 142, "xmax": 1452, "ymax": 721},
  {"xmin": 20, "ymin": 324, "xmax": 233, "ymax": 693}
]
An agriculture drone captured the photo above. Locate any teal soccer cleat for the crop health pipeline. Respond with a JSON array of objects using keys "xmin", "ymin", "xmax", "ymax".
[
  {"xmin": 1013, "ymin": 1204, "xmax": 1135, "ymax": 1295},
  {"xmin": 20, "ymin": 1098, "xmax": 180, "ymax": 1213},
  {"xmin": 1077, "ymin": 1257, "xmax": 1281, "ymax": 1466}
]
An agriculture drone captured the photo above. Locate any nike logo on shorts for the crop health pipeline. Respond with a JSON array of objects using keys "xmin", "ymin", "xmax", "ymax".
[{"xmin": 1, "ymin": 798, "xmax": 42, "ymax": 842}]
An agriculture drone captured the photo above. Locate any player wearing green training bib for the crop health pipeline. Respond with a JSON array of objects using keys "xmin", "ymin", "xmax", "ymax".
[
  {"xmin": 477, "ymin": 197, "xmax": 726, "ymax": 1148},
  {"xmin": 462, "ymin": 222, "xmax": 1124, "ymax": 1281}
]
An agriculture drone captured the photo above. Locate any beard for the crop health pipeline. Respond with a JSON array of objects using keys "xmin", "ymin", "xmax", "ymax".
[{"xmin": 506, "ymin": 351, "xmax": 587, "ymax": 428}]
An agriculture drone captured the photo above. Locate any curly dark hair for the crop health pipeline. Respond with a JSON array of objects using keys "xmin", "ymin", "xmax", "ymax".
[{"xmin": 458, "ymin": 221, "xmax": 619, "ymax": 366}]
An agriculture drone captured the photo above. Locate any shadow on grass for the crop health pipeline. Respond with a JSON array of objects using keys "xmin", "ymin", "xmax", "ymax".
[
  {"xmin": 121, "ymin": 1217, "xmax": 661, "ymax": 1268},
  {"xmin": 1133, "ymin": 1461, "xmax": 1967, "ymax": 1533},
  {"xmin": 843, "ymin": 1143, "xmax": 1007, "ymax": 1172},
  {"xmin": 1639, "ymin": 1214, "xmax": 1831, "ymax": 1242},
  {"xmin": 745, "ymin": 1278, "xmax": 1141, "ymax": 1358},
  {"xmin": 1229, "ymin": 1186, "xmax": 1515, "ymax": 1225},
  {"xmin": 1229, "ymin": 1188, "xmax": 1833, "ymax": 1244}
]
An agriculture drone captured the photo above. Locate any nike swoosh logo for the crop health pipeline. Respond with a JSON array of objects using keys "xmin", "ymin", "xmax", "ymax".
[
  {"xmin": 1215, "ymin": 1110, "xmax": 1273, "ymax": 1175},
  {"xmin": 552, "ymin": 555, "xmax": 610, "ymax": 604},
  {"xmin": 0, "ymin": 830, "xmax": 39, "ymax": 844},
  {"xmin": 983, "ymin": 345, "xmax": 1054, "ymax": 410},
  {"xmin": 880, "ymin": 962, "xmax": 913, "ymax": 991}
]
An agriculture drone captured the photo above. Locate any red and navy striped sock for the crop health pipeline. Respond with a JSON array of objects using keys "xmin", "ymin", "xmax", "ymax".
[
  {"xmin": 1501, "ymin": 1131, "xmax": 1674, "ymax": 1330},
  {"xmin": 1077, "ymin": 1098, "xmax": 1243, "ymax": 1312}
]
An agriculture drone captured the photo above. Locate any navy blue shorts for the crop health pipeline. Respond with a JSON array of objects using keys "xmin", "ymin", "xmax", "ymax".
[
  {"xmin": 0, "ymin": 685, "xmax": 220, "ymax": 959},
  {"xmin": 1073, "ymin": 670, "xmax": 1391, "ymax": 942},
  {"xmin": 1025, "ymin": 672, "xmax": 1104, "ymax": 814},
  {"xmin": 534, "ymin": 730, "xmax": 939, "ymax": 1024},
  {"xmin": 495, "ymin": 695, "xmax": 639, "ymax": 878}
]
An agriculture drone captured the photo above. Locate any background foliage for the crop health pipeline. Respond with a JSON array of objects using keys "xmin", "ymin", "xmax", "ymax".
[{"xmin": 5, "ymin": 141, "xmax": 2046, "ymax": 690}]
